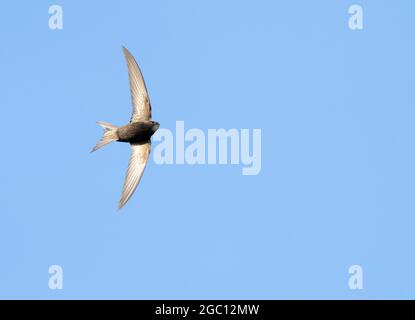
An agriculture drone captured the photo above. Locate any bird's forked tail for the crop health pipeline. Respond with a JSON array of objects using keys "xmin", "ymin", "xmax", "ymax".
[{"xmin": 91, "ymin": 121, "xmax": 119, "ymax": 152}]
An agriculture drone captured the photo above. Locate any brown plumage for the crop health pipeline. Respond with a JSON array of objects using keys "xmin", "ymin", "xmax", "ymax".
[
  {"xmin": 117, "ymin": 121, "xmax": 158, "ymax": 143},
  {"xmin": 91, "ymin": 47, "xmax": 159, "ymax": 209}
]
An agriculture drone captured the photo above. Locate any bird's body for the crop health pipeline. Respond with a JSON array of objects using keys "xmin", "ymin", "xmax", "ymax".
[
  {"xmin": 91, "ymin": 47, "xmax": 159, "ymax": 209},
  {"xmin": 117, "ymin": 121, "xmax": 159, "ymax": 144}
]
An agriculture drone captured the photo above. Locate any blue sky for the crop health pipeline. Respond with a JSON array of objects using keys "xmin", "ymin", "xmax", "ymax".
[{"xmin": 0, "ymin": 1, "xmax": 414, "ymax": 299}]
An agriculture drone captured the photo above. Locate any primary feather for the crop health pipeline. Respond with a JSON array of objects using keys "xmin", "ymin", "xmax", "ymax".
[
  {"xmin": 122, "ymin": 46, "xmax": 152, "ymax": 122},
  {"xmin": 118, "ymin": 142, "xmax": 151, "ymax": 209}
]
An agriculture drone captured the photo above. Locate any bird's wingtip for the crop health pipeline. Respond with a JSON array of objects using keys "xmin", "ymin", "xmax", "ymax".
[{"xmin": 118, "ymin": 198, "xmax": 125, "ymax": 210}]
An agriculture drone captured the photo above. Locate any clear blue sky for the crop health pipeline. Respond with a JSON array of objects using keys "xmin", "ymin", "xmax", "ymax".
[{"xmin": 1, "ymin": 1, "xmax": 414, "ymax": 299}]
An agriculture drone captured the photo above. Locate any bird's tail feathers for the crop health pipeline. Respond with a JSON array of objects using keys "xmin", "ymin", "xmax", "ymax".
[{"xmin": 91, "ymin": 121, "xmax": 119, "ymax": 152}]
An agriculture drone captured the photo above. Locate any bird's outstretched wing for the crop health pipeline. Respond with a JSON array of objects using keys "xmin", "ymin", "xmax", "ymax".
[
  {"xmin": 118, "ymin": 142, "xmax": 151, "ymax": 209},
  {"xmin": 122, "ymin": 46, "xmax": 152, "ymax": 122}
]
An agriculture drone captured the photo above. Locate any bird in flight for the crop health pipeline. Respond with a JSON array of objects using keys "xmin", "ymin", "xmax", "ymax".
[{"xmin": 92, "ymin": 47, "xmax": 159, "ymax": 209}]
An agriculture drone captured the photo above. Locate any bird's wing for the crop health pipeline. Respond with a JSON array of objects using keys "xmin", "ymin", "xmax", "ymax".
[
  {"xmin": 118, "ymin": 142, "xmax": 151, "ymax": 209},
  {"xmin": 122, "ymin": 46, "xmax": 152, "ymax": 122}
]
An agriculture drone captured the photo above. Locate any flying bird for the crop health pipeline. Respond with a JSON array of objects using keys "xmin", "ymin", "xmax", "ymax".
[{"xmin": 92, "ymin": 47, "xmax": 159, "ymax": 209}]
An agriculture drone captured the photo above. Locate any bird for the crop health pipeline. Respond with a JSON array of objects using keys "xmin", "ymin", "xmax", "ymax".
[{"xmin": 91, "ymin": 46, "xmax": 160, "ymax": 209}]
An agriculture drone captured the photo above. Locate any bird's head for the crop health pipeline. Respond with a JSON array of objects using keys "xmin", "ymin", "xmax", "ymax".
[{"xmin": 150, "ymin": 121, "xmax": 160, "ymax": 133}]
